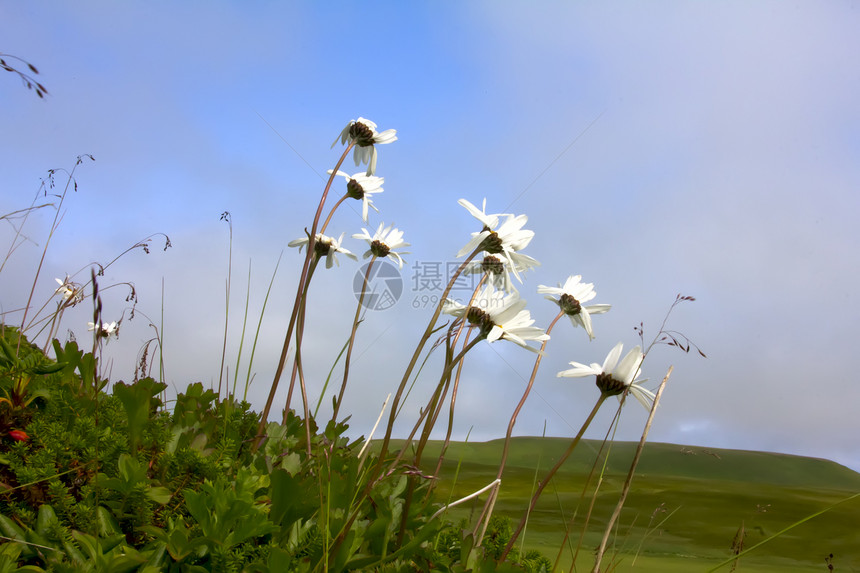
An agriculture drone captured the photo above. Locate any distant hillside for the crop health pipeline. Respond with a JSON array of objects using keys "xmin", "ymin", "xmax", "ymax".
[
  {"xmin": 479, "ymin": 437, "xmax": 860, "ymax": 490},
  {"xmin": 385, "ymin": 437, "xmax": 860, "ymax": 572}
]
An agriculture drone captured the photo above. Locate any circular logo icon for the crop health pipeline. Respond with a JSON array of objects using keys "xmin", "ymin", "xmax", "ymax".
[{"xmin": 353, "ymin": 260, "xmax": 403, "ymax": 311}]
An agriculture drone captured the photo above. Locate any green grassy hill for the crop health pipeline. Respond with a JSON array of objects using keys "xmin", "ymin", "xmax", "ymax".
[{"xmin": 389, "ymin": 438, "xmax": 860, "ymax": 572}]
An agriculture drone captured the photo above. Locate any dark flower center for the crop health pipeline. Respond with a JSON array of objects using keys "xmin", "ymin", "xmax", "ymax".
[
  {"xmin": 313, "ymin": 238, "xmax": 332, "ymax": 257},
  {"xmin": 465, "ymin": 306, "xmax": 495, "ymax": 336},
  {"xmin": 346, "ymin": 179, "xmax": 365, "ymax": 199},
  {"xmin": 595, "ymin": 372, "xmax": 626, "ymax": 396},
  {"xmin": 559, "ymin": 293, "xmax": 582, "ymax": 315},
  {"xmin": 481, "ymin": 255, "xmax": 505, "ymax": 275},
  {"xmin": 370, "ymin": 240, "xmax": 390, "ymax": 258},
  {"xmin": 349, "ymin": 122, "xmax": 375, "ymax": 147},
  {"xmin": 480, "ymin": 230, "xmax": 504, "ymax": 254}
]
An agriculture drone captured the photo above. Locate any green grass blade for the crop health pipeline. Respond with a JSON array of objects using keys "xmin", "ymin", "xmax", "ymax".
[
  {"xmin": 314, "ymin": 334, "xmax": 352, "ymax": 419},
  {"xmin": 243, "ymin": 251, "xmax": 282, "ymax": 402}
]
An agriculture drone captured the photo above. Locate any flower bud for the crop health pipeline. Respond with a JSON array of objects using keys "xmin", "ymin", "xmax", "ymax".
[{"xmin": 9, "ymin": 430, "xmax": 28, "ymax": 442}]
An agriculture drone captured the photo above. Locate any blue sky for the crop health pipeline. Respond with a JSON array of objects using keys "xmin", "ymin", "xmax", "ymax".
[{"xmin": 3, "ymin": 2, "xmax": 860, "ymax": 472}]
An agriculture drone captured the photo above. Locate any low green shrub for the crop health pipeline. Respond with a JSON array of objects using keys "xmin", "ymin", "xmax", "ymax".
[{"xmin": 0, "ymin": 328, "xmax": 546, "ymax": 571}]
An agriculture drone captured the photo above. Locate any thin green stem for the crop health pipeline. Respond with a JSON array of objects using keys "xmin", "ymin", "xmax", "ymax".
[
  {"xmin": 496, "ymin": 310, "xmax": 564, "ymax": 481},
  {"xmin": 294, "ymin": 304, "xmax": 312, "ymax": 454},
  {"xmin": 0, "ymin": 202, "xmax": 54, "ymax": 276},
  {"xmin": 314, "ymin": 336, "xmax": 350, "ymax": 420},
  {"xmin": 384, "ymin": 335, "xmax": 483, "ymax": 476},
  {"xmin": 254, "ymin": 143, "xmax": 352, "ymax": 450},
  {"xmin": 244, "ymin": 251, "xmax": 282, "ymax": 401},
  {"xmin": 330, "ymin": 247, "xmax": 483, "ymax": 557},
  {"xmin": 395, "ymin": 334, "xmax": 484, "ymax": 547},
  {"xmin": 159, "ymin": 278, "xmax": 166, "ymax": 383},
  {"xmin": 428, "ymin": 327, "xmax": 472, "ymax": 498},
  {"xmin": 592, "ymin": 366, "xmax": 673, "ymax": 572},
  {"xmin": 286, "ymin": 257, "xmax": 319, "ymax": 452},
  {"xmin": 19, "ymin": 158, "xmax": 88, "ymax": 351},
  {"xmin": 557, "ymin": 399, "xmax": 625, "ymax": 572},
  {"xmin": 425, "ymin": 277, "xmax": 486, "ymax": 491},
  {"xmin": 501, "ymin": 393, "xmax": 608, "ymax": 562},
  {"xmin": 231, "ymin": 259, "xmax": 252, "ymax": 399},
  {"xmin": 393, "ymin": 333, "xmax": 446, "ymax": 421},
  {"xmin": 373, "ymin": 247, "xmax": 482, "ymax": 474},
  {"xmin": 331, "ymin": 255, "xmax": 376, "ymax": 423},
  {"xmin": 472, "ymin": 310, "xmax": 563, "ymax": 545},
  {"xmin": 218, "ymin": 213, "xmax": 233, "ymax": 398},
  {"xmin": 284, "ymin": 257, "xmax": 319, "ymax": 421}
]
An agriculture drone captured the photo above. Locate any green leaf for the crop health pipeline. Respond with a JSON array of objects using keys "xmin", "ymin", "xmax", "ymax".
[
  {"xmin": 32, "ymin": 361, "xmax": 66, "ymax": 375},
  {"xmin": 95, "ymin": 507, "xmax": 122, "ymax": 538},
  {"xmin": 35, "ymin": 504, "xmax": 59, "ymax": 539},
  {"xmin": 269, "ymin": 469, "xmax": 315, "ymax": 531},
  {"xmin": 113, "ymin": 379, "xmax": 167, "ymax": 451},
  {"xmin": 277, "ymin": 451, "xmax": 301, "ymax": 474},
  {"xmin": 0, "ymin": 337, "xmax": 20, "ymax": 368},
  {"xmin": 0, "ymin": 514, "xmax": 28, "ymax": 544},
  {"xmin": 0, "ymin": 543, "xmax": 25, "ymax": 573},
  {"xmin": 52, "ymin": 339, "xmax": 82, "ymax": 374},
  {"xmin": 146, "ymin": 486, "xmax": 172, "ymax": 505}
]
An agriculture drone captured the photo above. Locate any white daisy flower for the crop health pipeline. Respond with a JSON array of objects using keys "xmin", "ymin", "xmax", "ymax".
[
  {"xmin": 456, "ymin": 200, "xmax": 536, "ymax": 283},
  {"xmin": 557, "ymin": 342, "xmax": 654, "ymax": 410},
  {"xmin": 54, "ymin": 276, "xmax": 83, "ymax": 303},
  {"xmin": 442, "ymin": 283, "xmax": 549, "ymax": 353},
  {"xmin": 329, "ymin": 170, "xmax": 384, "ymax": 223},
  {"xmin": 288, "ymin": 232, "xmax": 357, "ymax": 269},
  {"xmin": 457, "ymin": 198, "xmax": 507, "ymax": 231},
  {"xmin": 88, "ymin": 320, "xmax": 119, "ymax": 340},
  {"xmin": 464, "ymin": 251, "xmax": 540, "ymax": 293},
  {"xmin": 332, "ymin": 117, "xmax": 397, "ymax": 175},
  {"xmin": 353, "ymin": 223, "xmax": 410, "ymax": 269},
  {"xmin": 537, "ymin": 275, "xmax": 611, "ymax": 340}
]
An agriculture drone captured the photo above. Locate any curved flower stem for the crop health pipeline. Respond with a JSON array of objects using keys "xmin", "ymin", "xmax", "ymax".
[
  {"xmin": 254, "ymin": 143, "xmax": 353, "ymax": 450},
  {"xmin": 416, "ymin": 336, "xmax": 458, "ymax": 453},
  {"xmin": 330, "ymin": 333, "xmax": 483, "ymax": 555},
  {"xmin": 471, "ymin": 310, "xmax": 564, "ymax": 545},
  {"xmin": 217, "ymin": 212, "xmax": 233, "ymax": 398},
  {"xmin": 496, "ymin": 310, "xmax": 564, "ymax": 481},
  {"xmin": 427, "ymin": 277, "xmax": 486, "ymax": 496},
  {"xmin": 284, "ymin": 257, "xmax": 319, "ymax": 417},
  {"xmin": 372, "ymin": 247, "xmax": 482, "ymax": 473},
  {"xmin": 294, "ymin": 311, "xmax": 313, "ymax": 454},
  {"xmin": 430, "ymin": 478, "xmax": 501, "ymax": 521},
  {"xmin": 592, "ymin": 366, "xmax": 672, "ymax": 573},
  {"xmin": 287, "ymin": 257, "xmax": 320, "ymax": 453},
  {"xmin": 423, "ymin": 277, "xmax": 484, "ymax": 439},
  {"xmin": 331, "ymin": 255, "xmax": 376, "ymax": 423},
  {"xmin": 554, "ymin": 397, "xmax": 625, "ymax": 571},
  {"xmin": 412, "ymin": 325, "xmax": 481, "ymax": 465},
  {"xmin": 318, "ymin": 194, "xmax": 348, "ymax": 236},
  {"xmin": 384, "ymin": 335, "xmax": 484, "ymax": 475},
  {"xmin": 398, "ymin": 277, "xmax": 485, "ymax": 548},
  {"xmin": 332, "ymin": 246, "xmax": 483, "ymax": 555},
  {"xmin": 19, "ymin": 157, "xmax": 88, "ymax": 350},
  {"xmin": 428, "ymin": 328, "xmax": 471, "ymax": 494},
  {"xmin": 395, "ymin": 334, "xmax": 484, "ymax": 546},
  {"xmin": 500, "ymin": 393, "xmax": 608, "ymax": 562}
]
